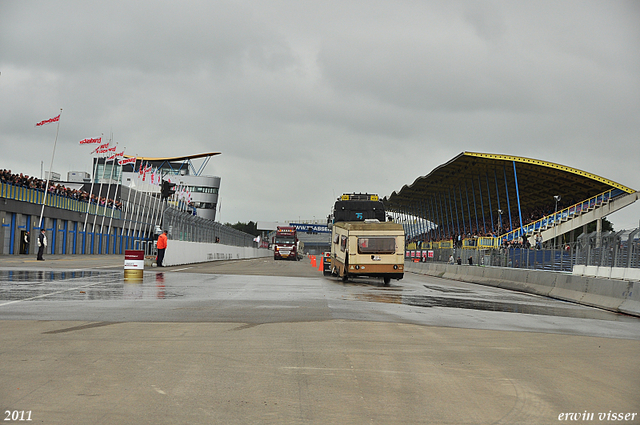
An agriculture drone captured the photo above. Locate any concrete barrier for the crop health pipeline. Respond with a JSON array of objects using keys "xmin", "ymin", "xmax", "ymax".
[
  {"xmin": 618, "ymin": 281, "xmax": 640, "ymax": 316},
  {"xmin": 405, "ymin": 261, "xmax": 640, "ymax": 318},
  {"xmin": 573, "ymin": 265, "xmax": 640, "ymax": 282},
  {"xmin": 610, "ymin": 267, "xmax": 626, "ymax": 281},
  {"xmin": 624, "ymin": 268, "xmax": 640, "ymax": 282},
  {"xmin": 572, "ymin": 265, "xmax": 586, "ymax": 276},
  {"xmin": 163, "ymin": 240, "xmax": 271, "ymax": 267},
  {"xmin": 584, "ymin": 265, "xmax": 598, "ymax": 277},
  {"xmin": 580, "ymin": 279, "xmax": 630, "ymax": 312},
  {"xmin": 596, "ymin": 267, "xmax": 612, "ymax": 279}
]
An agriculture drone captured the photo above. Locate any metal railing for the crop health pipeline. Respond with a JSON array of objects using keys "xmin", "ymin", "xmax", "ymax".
[
  {"xmin": 406, "ymin": 226, "xmax": 640, "ymax": 272},
  {"xmin": 500, "ymin": 188, "xmax": 625, "ymax": 242},
  {"xmin": 163, "ymin": 206, "xmax": 256, "ymax": 247},
  {"xmin": 1, "ymin": 181, "xmax": 121, "ymax": 219}
]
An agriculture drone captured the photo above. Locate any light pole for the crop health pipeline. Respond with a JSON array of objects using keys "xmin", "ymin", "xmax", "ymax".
[
  {"xmin": 497, "ymin": 209, "xmax": 503, "ymax": 235},
  {"xmin": 554, "ymin": 195, "xmax": 561, "ymax": 249}
]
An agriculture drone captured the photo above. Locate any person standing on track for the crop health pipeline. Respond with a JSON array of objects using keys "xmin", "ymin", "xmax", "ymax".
[
  {"xmin": 37, "ymin": 229, "xmax": 47, "ymax": 261},
  {"xmin": 157, "ymin": 230, "xmax": 168, "ymax": 267}
]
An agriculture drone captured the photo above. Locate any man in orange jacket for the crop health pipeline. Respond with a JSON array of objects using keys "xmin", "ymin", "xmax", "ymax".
[{"xmin": 157, "ymin": 230, "xmax": 168, "ymax": 267}]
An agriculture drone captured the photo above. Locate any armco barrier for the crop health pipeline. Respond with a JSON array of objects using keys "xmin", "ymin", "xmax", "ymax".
[{"xmin": 405, "ymin": 261, "xmax": 639, "ymax": 318}]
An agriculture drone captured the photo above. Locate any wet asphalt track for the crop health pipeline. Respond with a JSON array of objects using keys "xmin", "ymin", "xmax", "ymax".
[{"xmin": 0, "ymin": 255, "xmax": 639, "ymax": 424}]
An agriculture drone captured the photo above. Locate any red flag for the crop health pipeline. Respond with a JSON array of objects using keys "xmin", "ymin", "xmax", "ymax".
[
  {"xmin": 35, "ymin": 114, "xmax": 61, "ymax": 127},
  {"xmin": 91, "ymin": 142, "xmax": 110, "ymax": 154},
  {"xmin": 118, "ymin": 157, "xmax": 136, "ymax": 166},
  {"xmin": 79, "ymin": 137, "xmax": 102, "ymax": 145}
]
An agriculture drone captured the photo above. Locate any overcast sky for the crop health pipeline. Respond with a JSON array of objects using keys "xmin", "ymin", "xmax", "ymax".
[{"xmin": 1, "ymin": 1, "xmax": 639, "ymax": 229}]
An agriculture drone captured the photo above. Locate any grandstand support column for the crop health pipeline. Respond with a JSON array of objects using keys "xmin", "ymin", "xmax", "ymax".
[
  {"xmin": 503, "ymin": 165, "xmax": 513, "ymax": 234},
  {"xmin": 596, "ymin": 217, "xmax": 602, "ymax": 249},
  {"xmin": 485, "ymin": 173, "xmax": 494, "ymax": 233},
  {"xmin": 512, "ymin": 161, "xmax": 524, "ymax": 237}
]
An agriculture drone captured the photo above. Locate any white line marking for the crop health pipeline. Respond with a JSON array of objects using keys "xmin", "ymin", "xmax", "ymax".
[
  {"xmin": 0, "ymin": 279, "xmax": 120, "ymax": 307},
  {"xmin": 170, "ymin": 267, "xmax": 193, "ymax": 272}
]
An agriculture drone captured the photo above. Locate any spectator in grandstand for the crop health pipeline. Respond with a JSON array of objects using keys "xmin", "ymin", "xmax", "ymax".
[{"xmin": 1, "ymin": 168, "xmax": 122, "ymax": 210}]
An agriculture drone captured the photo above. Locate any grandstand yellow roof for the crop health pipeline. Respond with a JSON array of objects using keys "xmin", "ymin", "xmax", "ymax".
[{"xmin": 384, "ymin": 152, "xmax": 635, "ymax": 214}]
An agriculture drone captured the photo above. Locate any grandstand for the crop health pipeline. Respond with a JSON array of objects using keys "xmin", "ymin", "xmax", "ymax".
[{"xmin": 383, "ymin": 152, "xmax": 639, "ymax": 251}]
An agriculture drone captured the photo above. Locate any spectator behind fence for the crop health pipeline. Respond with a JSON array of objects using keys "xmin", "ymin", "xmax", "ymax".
[{"xmin": 1, "ymin": 168, "xmax": 121, "ymax": 209}]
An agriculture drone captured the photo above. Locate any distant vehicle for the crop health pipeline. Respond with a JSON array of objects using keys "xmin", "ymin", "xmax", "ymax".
[
  {"xmin": 328, "ymin": 193, "xmax": 404, "ymax": 285},
  {"xmin": 273, "ymin": 226, "xmax": 299, "ymax": 261}
]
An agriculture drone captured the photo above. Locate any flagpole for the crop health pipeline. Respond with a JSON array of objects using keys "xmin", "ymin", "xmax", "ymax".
[
  {"xmin": 121, "ymin": 179, "xmax": 134, "ymax": 238},
  {"xmin": 147, "ymin": 168, "xmax": 160, "ymax": 237},
  {"xmin": 136, "ymin": 176, "xmax": 150, "ymax": 245},
  {"xmin": 127, "ymin": 165, "xmax": 141, "ymax": 240},
  {"xmin": 107, "ymin": 152, "xmax": 125, "ymax": 236},
  {"xmin": 132, "ymin": 162, "xmax": 147, "ymax": 246},
  {"xmin": 140, "ymin": 169, "xmax": 153, "ymax": 243},
  {"xmin": 118, "ymin": 156, "xmax": 136, "ymax": 241},
  {"xmin": 38, "ymin": 108, "xmax": 62, "ymax": 229},
  {"xmin": 127, "ymin": 167, "xmax": 141, "ymax": 240},
  {"xmin": 83, "ymin": 139, "xmax": 101, "ymax": 232},
  {"xmin": 100, "ymin": 142, "xmax": 117, "ymax": 231},
  {"xmin": 92, "ymin": 137, "xmax": 112, "ymax": 234}
]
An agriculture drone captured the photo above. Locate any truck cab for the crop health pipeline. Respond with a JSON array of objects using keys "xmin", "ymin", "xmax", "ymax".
[{"xmin": 273, "ymin": 226, "xmax": 298, "ymax": 261}]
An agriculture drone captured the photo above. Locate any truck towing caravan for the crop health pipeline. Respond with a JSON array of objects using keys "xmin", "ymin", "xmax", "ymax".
[{"xmin": 328, "ymin": 194, "xmax": 405, "ymax": 285}]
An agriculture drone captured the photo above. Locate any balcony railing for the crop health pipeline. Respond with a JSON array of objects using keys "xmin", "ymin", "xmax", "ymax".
[{"xmin": 0, "ymin": 181, "xmax": 121, "ymax": 219}]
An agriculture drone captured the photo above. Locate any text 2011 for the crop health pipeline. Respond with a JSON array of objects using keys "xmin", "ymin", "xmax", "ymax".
[{"xmin": 4, "ymin": 411, "xmax": 32, "ymax": 421}]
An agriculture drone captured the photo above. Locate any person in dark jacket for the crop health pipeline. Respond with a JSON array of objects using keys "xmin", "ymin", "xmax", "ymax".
[{"xmin": 37, "ymin": 229, "xmax": 47, "ymax": 261}]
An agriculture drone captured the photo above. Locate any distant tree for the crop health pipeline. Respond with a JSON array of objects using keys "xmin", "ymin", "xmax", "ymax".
[{"xmin": 226, "ymin": 221, "xmax": 259, "ymax": 236}]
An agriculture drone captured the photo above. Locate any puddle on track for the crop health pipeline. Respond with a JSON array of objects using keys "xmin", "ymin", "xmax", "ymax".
[
  {"xmin": 0, "ymin": 270, "xmax": 180, "ymax": 301},
  {"xmin": 353, "ymin": 292, "xmax": 639, "ymax": 322}
]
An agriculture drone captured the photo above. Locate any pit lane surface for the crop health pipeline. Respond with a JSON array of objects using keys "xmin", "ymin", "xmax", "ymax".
[{"xmin": 0, "ymin": 255, "xmax": 638, "ymax": 424}]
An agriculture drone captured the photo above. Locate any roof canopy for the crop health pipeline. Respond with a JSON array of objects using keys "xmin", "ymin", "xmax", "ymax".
[
  {"xmin": 120, "ymin": 152, "xmax": 221, "ymax": 176},
  {"xmin": 384, "ymin": 152, "xmax": 635, "ymax": 219},
  {"xmin": 122, "ymin": 152, "xmax": 221, "ymax": 162}
]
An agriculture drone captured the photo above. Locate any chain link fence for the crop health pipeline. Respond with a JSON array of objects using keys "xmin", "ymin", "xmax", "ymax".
[
  {"xmin": 162, "ymin": 206, "xmax": 256, "ymax": 247},
  {"xmin": 407, "ymin": 226, "xmax": 640, "ymax": 272}
]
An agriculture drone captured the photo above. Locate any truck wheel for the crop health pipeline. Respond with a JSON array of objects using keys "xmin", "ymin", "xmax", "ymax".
[{"xmin": 383, "ymin": 277, "xmax": 391, "ymax": 286}]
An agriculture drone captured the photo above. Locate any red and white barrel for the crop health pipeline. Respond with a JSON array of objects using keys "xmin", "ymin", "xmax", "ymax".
[{"xmin": 124, "ymin": 250, "xmax": 144, "ymax": 281}]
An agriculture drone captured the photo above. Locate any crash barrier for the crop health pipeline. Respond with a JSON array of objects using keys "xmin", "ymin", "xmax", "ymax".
[
  {"xmin": 573, "ymin": 265, "xmax": 640, "ymax": 282},
  {"xmin": 405, "ymin": 261, "xmax": 640, "ymax": 317},
  {"xmin": 162, "ymin": 239, "xmax": 271, "ymax": 267}
]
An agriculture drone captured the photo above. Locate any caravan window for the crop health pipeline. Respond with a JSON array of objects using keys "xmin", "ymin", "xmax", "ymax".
[{"xmin": 357, "ymin": 237, "xmax": 396, "ymax": 254}]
